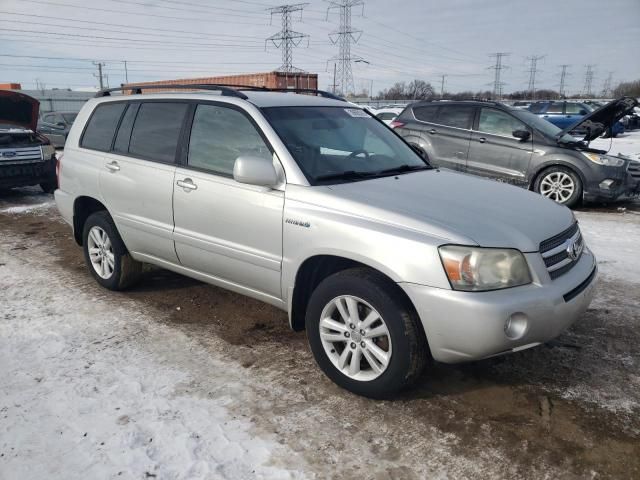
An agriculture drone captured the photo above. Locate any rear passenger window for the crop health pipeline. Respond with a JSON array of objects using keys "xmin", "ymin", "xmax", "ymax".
[
  {"xmin": 81, "ymin": 103, "xmax": 126, "ymax": 151},
  {"xmin": 547, "ymin": 102, "xmax": 563, "ymax": 114},
  {"xmin": 413, "ymin": 106, "xmax": 438, "ymax": 122},
  {"xmin": 436, "ymin": 106, "xmax": 474, "ymax": 129},
  {"xmin": 113, "ymin": 103, "xmax": 139, "ymax": 154},
  {"xmin": 129, "ymin": 103, "xmax": 188, "ymax": 163},
  {"xmin": 188, "ymin": 104, "xmax": 271, "ymax": 176}
]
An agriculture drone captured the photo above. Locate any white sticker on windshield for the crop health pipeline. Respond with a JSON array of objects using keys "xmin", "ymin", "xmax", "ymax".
[{"xmin": 344, "ymin": 108, "xmax": 369, "ymax": 118}]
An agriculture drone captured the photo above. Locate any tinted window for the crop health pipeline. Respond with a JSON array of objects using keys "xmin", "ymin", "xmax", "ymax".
[
  {"xmin": 113, "ymin": 103, "xmax": 139, "ymax": 154},
  {"xmin": 565, "ymin": 103, "xmax": 587, "ymax": 115},
  {"xmin": 413, "ymin": 106, "xmax": 438, "ymax": 122},
  {"xmin": 188, "ymin": 104, "xmax": 271, "ymax": 176},
  {"xmin": 478, "ymin": 108, "xmax": 527, "ymax": 136},
  {"xmin": 128, "ymin": 103, "xmax": 188, "ymax": 163},
  {"xmin": 528, "ymin": 103, "xmax": 546, "ymax": 114},
  {"xmin": 547, "ymin": 102, "xmax": 563, "ymax": 114},
  {"xmin": 436, "ymin": 105, "xmax": 474, "ymax": 129},
  {"xmin": 81, "ymin": 103, "xmax": 126, "ymax": 151}
]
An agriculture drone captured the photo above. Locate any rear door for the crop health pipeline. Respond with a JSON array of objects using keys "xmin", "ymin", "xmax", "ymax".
[
  {"xmin": 466, "ymin": 107, "xmax": 533, "ymax": 185},
  {"xmin": 97, "ymin": 101, "xmax": 188, "ymax": 263},
  {"xmin": 172, "ymin": 102, "xmax": 284, "ymax": 299},
  {"xmin": 427, "ymin": 105, "xmax": 475, "ymax": 171}
]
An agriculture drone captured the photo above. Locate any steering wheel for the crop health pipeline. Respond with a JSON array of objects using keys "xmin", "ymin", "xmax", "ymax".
[{"xmin": 347, "ymin": 149, "xmax": 370, "ymax": 160}]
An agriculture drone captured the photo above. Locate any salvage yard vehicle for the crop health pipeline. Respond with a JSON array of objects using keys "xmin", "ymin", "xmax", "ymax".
[
  {"xmin": 392, "ymin": 97, "xmax": 640, "ymax": 207},
  {"xmin": 0, "ymin": 90, "xmax": 57, "ymax": 193},
  {"xmin": 37, "ymin": 111, "xmax": 78, "ymax": 148},
  {"xmin": 56, "ymin": 84, "xmax": 598, "ymax": 398}
]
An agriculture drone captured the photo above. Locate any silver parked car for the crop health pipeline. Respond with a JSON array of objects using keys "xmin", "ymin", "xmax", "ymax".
[{"xmin": 55, "ymin": 85, "xmax": 597, "ymax": 398}]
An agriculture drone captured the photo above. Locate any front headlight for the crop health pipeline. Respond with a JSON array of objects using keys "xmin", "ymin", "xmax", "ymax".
[
  {"xmin": 42, "ymin": 144, "xmax": 56, "ymax": 159},
  {"xmin": 439, "ymin": 246, "xmax": 532, "ymax": 292},
  {"xmin": 581, "ymin": 152, "xmax": 624, "ymax": 167}
]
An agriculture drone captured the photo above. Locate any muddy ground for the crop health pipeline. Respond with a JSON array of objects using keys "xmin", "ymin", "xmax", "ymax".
[{"xmin": 1, "ymin": 188, "xmax": 639, "ymax": 479}]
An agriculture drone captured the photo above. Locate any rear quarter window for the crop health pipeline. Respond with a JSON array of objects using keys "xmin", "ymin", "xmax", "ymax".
[{"xmin": 81, "ymin": 103, "xmax": 127, "ymax": 151}]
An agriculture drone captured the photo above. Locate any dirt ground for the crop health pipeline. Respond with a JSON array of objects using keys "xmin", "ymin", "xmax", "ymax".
[{"xmin": 1, "ymin": 189, "xmax": 639, "ymax": 479}]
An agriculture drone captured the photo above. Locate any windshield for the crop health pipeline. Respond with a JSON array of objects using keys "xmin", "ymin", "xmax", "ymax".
[
  {"xmin": 510, "ymin": 108, "xmax": 577, "ymax": 143},
  {"xmin": 62, "ymin": 113, "xmax": 77, "ymax": 123},
  {"xmin": 262, "ymin": 106, "xmax": 429, "ymax": 184}
]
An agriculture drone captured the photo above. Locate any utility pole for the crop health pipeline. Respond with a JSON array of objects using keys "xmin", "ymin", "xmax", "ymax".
[
  {"xmin": 581, "ymin": 64, "xmax": 595, "ymax": 98},
  {"xmin": 558, "ymin": 64, "xmax": 570, "ymax": 98},
  {"xmin": 326, "ymin": 0, "xmax": 365, "ymax": 97},
  {"xmin": 123, "ymin": 60, "xmax": 129, "ymax": 84},
  {"xmin": 526, "ymin": 55, "xmax": 545, "ymax": 100},
  {"xmin": 439, "ymin": 74, "xmax": 447, "ymax": 98},
  {"xmin": 488, "ymin": 52, "xmax": 509, "ymax": 100},
  {"xmin": 601, "ymin": 71, "xmax": 613, "ymax": 98},
  {"xmin": 93, "ymin": 61, "xmax": 105, "ymax": 90},
  {"xmin": 266, "ymin": 3, "xmax": 309, "ymax": 73},
  {"xmin": 330, "ymin": 63, "xmax": 337, "ymax": 93}
]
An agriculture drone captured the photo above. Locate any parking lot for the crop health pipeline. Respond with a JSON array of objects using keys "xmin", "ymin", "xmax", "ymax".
[{"xmin": 1, "ymin": 128, "xmax": 639, "ymax": 478}]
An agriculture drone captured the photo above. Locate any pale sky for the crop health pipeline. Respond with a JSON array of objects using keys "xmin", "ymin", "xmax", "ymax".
[{"xmin": 1, "ymin": 0, "xmax": 639, "ymax": 95}]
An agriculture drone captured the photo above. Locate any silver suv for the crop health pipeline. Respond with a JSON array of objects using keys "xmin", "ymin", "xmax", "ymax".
[{"xmin": 55, "ymin": 85, "xmax": 597, "ymax": 398}]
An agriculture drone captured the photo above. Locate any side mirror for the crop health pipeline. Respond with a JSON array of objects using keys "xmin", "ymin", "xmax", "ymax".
[
  {"xmin": 233, "ymin": 155, "xmax": 278, "ymax": 187},
  {"xmin": 512, "ymin": 129, "xmax": 530, "ymax": 141}
]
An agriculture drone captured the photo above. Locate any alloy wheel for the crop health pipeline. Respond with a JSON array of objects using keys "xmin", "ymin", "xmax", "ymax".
[
  {"xmin": 319, "ymin": 295, "xmax": 392, "ymax": 381},
  {"xmin": 539, "ymin": 171, "xmax": 575, "ymax": 203},
  {"xmin": 87, "ymin": 226, "xmax": 115, "ymax": 279}
]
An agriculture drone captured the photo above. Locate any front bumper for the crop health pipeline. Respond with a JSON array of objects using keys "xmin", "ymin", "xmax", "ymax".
[
  {"xmin": 0, "ymin": 158, "xmax": 56, "ymax": 189},
  {"xmin": 401, "ymin": 248, "xmax": 597, "ymax": 363},
  {"xmin": 583, "ymin": 163, "xmax": 640, "ymax": 202}
]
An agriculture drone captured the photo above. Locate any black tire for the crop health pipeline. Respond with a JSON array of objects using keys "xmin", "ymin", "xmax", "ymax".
[
  {"xmin": 306, "ymin": 267, "xmax": 428, "ymax": 399},
  {"xmin": 82, "ymin": 211, "xmax": 142, "ymax": 290},
  {"xmin": 40, "ymin": 181, "xmax": 56, "ymax": 194},
  {"xmin": 534, "ymin": 166, "xmax": 583, "ymax": 208}
]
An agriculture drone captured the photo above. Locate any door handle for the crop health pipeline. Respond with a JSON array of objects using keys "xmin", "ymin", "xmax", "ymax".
[
  {"xmin": 428, "ymin": 129, "xmax": 437, "ymax": 134},
  {"xmin": 478, "ymin": 137, "xmax": 486, "ymax": 143},
  {"xmin": 176, "ymin": 178, "xmax": 197, "ymax": 191},
  {"xmin": 105, "ymin": 161, "xmax": 120, "ymax": 172},
  {"xmin": 543, "ymin": 115, "xmax": 549, "ymax": 118}
]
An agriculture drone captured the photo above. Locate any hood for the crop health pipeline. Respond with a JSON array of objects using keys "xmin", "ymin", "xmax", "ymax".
[
  {"xmin": 560, "ymin": 96, "xmax": 638, "ymax": 142},
  {"xmin": 0, "ymin": 90, "xmax": 40, "ymax": 131},
  {"xmin": 323, "ymin": 170, "xmax": 574, "ymax": 253}
]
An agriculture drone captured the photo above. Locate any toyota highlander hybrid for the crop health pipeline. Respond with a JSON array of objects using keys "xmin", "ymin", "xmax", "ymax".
[{"xmin": 54, "ymin": 85, "xmax": 597, "ymax": 397}]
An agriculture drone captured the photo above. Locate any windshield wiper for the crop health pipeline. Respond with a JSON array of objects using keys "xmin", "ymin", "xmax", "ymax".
[
  {"xmin": 376, "ymin": 164, "xmax": 432, "ymax": 175},
  {"xmin": 314, "ymin": 170, "xmax": 377, "ymax": 182}
]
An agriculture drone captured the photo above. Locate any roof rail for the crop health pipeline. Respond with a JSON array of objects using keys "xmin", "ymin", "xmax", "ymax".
[
  {"xmin": 94, "ymin": 83, "xmax": 255, "ymax": 99},
  {"xmin": 251, "ymin": 88, "xmax": 345, "ymax": 102}
]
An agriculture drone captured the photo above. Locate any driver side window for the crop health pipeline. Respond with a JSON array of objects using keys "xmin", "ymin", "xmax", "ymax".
[
  {"xmin": 188, "ymin": 104, "xmax": 271, "ymax": 177},
  {"xmin": 478, "ymin": 108, "xmax": 527, "ymax": 137}
]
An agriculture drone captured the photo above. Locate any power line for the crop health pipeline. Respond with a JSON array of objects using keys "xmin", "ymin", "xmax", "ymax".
[
  {"xmin": 558, "ymin": 64, "xmax": 570, "ymax": 98},
  {"xmin": 488, "ymin": 52, "xmax": 509, "ymax": 100},
  {"xmin": 526, "ymin": 54, "xmax": 545, "ymax": 100},
  {"xmin": 266, "ymin": 3, "xmax": 309, "ymax": 72},
  {"xmin": 581, "ymin": 64, "xmax": 596, "ymax": 97},
  {"xmin": 326, "ymin": 0, "xmax": 365, "ymax": 96}
]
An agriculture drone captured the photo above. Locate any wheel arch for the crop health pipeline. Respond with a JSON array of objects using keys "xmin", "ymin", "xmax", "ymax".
[
  {"xmin": 288, "ymin": 254, "xmax": 419, "ymax": 333},
  {"xmin": 528, "ymin": 161, "xmax": 586, "ymax": 191},
  {"xmin": 73, "ymin": 196, "xmax": 109, "ymax": 245}
]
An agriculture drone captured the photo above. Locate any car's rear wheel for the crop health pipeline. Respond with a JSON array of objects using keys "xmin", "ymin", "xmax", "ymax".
[
  {"xmin": 534, "ymin": 166, "xmax": 582, "ymax": 208},
  {"xmin": 82, "ymin": 211, "xmax": 142, "ymax": 290},
  {"xmin": 306, "ymin": 268, "xmax": 427, "ymax": 398}
]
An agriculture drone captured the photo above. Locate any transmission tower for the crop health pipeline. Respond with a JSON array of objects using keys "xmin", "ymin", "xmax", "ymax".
[
  {"xmin": 266, "ymin": 4, "xmax": 309, "ymax": 73},
  {"xmin": 488, "ymin": 53, "xmax": 509, "ymax": 100},
  {"xmin": 526, "ymin": 55, "xmax": 545, "ymax": 100},
  {"xmin": 601, "ymin": 71, "xmax": 613, "ymax": 98},
  {"xmin": 326, "ymin": 0, "xmax": 365, "ymax": 96},
  {"xmin": 558, "ymin": 64, "xmax": 570, "ymax": 98},
  {"xmin": 581, "ymin": 64, "xmax": 596, "ymax": 98}
]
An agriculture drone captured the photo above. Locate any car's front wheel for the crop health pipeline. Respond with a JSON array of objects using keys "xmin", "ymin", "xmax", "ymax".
[
  {"xmin": 534, "ymin": 166, "xmax": 582, "ymax": 208},
  {"xmin": 82, "ymin": 211, "xmax": 142, "ymax": 290},
  {"xmin": 306, "ymin": 268, "xmax": 427, "ymax": 398}
]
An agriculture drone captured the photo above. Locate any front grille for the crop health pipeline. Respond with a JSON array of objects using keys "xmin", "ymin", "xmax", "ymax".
[
  {"xmin": 0, "ymin": 146, "xmax": 43, "ymax": 165},
  {"xmin": 628, "ymin": 161, "xmax": 640, "ymax": 179},
  {"xmin": 540, "ymin": 223, "xmax": 583, "ymax": 280}
]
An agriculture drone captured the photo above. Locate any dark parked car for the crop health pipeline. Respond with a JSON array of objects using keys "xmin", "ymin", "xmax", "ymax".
[
  {"xmin": 392, "ymin": 97, "xmax": 640, "ymax": 207},
  {"xmin": 528, "ymin": 100, "xmax": 624, "ymax": 137},
  {"xmin": 37, "ymin": 111, "xmax": 78, "ymax": 147},
  {"xmin": 0, "ymin": 90, "xmax": 57, "ymax": 193}
]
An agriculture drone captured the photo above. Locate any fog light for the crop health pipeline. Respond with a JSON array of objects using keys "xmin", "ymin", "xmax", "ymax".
[
  {"xmin": 599, "ymin": 179, "xmax": 615, "ymax": 190},
  {"xmin": 504, "ymin": 312, "xmax": 528, "ymax": 340}
]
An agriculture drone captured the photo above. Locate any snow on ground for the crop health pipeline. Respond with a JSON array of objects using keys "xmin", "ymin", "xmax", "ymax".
[
  {"xmin": 589, "ymin": 128, "xmax": 640, "ymax": 161},
  {"xmin": 0, "ymin": 231, "xmax": 308, "ymax": 480}
]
